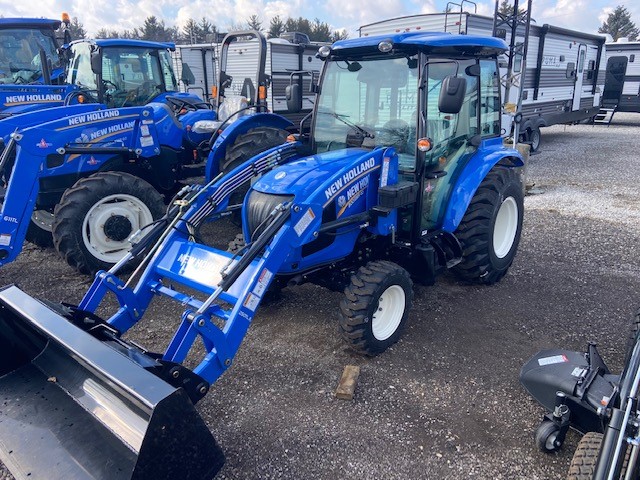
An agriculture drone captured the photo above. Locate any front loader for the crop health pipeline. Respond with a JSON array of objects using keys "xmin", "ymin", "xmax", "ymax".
[{"xmin": 0, "ymin": 32, "xmax": 525, "ymax": 478}]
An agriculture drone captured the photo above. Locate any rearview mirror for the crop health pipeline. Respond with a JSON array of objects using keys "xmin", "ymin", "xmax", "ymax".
[
  {"xmin": 90, "ymin": 49, "xmax": 102, "ymax": 76},
  {"xmin": 438, "ymin": 76, "xmax": 467, "ymax": 114},
  {"xmin": 286, "ymin": 84, "xmax": 302, "ymax": 113},
  {"xmin": 181, "ymin": 63, "xmax": 196, "ymax": 86}
]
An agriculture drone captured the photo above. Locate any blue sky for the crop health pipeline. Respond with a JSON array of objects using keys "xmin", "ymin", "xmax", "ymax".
[{"xmin": 0, "ymin": 0, "xmax": 636, "ymax": 39}]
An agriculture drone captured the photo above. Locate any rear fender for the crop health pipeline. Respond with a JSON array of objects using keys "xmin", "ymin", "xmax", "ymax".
[
  {"xmin": 205, "ymin": 112, "xmax": 293, "ymax": 181},
  {"xmin": 440, "ymin": 137, "xmax": 523, "ymax": 232}
]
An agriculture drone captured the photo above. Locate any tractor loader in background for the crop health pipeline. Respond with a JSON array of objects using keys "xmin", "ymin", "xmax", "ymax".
[
  {"xmin": 0, "ymin": 31, "xmax": 525, "ymax": 479},
  {"xmin": 0, "ymin": 32, "xmax": 294, "ymax": 274}
]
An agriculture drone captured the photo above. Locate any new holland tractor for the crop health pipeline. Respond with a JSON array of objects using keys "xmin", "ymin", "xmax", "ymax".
[
  {"xmin": 0, "ymin": 31, "xmax": 524, "ymax": 479},
  {"xmin": 0, "ymin": 32, "xmax": 295, "ymax": 274}
]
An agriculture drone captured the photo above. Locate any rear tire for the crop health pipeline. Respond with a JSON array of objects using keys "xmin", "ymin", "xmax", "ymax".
[
  {"xmin": 566, "ymin": 432, "xmax": 603, "ymax": 479},
  {"xmin": 453, "ymin": 168, "xmax": 524, "ymax": 284},
  {"xmin": 26, "ymin": 210, "xmax": 54, "ymax": 247},
  {"xmin": 221, "ymin": 127, "xmax": 288, "ymax": 211},
  {"xmin": 339, "ymin": 261, "xmax": 413, "ymax": 356},
  {"xmin": 624, "ymin": 308, "xmax": 640, "ymax": 364},
  {"xmin": 53, "ymin": 172, "xmax": 164, "ymax": 275}
]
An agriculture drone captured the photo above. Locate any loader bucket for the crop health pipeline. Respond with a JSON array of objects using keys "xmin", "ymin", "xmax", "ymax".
[{"xmin": 0, "ymin": 285, "xmax": 224, "ymax": 480}]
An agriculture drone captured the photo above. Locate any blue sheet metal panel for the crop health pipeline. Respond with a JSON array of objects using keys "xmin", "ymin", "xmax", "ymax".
[
  {"xmin": 154, "ymin": 239, "xmax": 262, "ymax": 304},
  {"xmin": 441, "ymin": 136, "xmax": 523, "ymax": 232},
  {"xmin": 332, "ymin": 31, "xmax": 508, "ymax": 55}
]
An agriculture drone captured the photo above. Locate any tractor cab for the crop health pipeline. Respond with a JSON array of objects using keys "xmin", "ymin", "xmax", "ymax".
[
  {"xmin": 289, "ymin": 32, "xmax": 506, "ymax": 241},
  {"xmin": 0, "ymin": 18, "xmax": 66, "ymax": 85},
  {"xmin": 64, "ymin": 39, "xmax": 181, "ymax": 108}
]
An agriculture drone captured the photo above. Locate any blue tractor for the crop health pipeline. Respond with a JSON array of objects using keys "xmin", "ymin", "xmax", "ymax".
[
  {"xmin": 0, "ymin": 31, "xmax": 525, "ymax": 478},
  {"xmin": 0, "ymin": 32, "xmax": 300, "ymax": 274},
  {"xmin": 0, "ymin": 38, "xmax": 220, "ymax": 270},
  {"xmin": 0, "ymin": 17, "xmax": 69, "ymax": 86}
]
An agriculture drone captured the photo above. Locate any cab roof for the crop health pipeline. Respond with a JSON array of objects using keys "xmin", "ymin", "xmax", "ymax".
[
  {"xmin": 69, "ymin": 38, "xmax": 175, "ymax": 51},
  {"xmin": 0, "ymin": 18, "xmax": 62, "ymax": 30},
  {"xmin": 331, "ymin": 32, "xmax": 508, "ymax": 57}
]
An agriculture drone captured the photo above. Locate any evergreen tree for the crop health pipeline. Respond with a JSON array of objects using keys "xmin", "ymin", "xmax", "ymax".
[
  {"xmin": 268, "ymin": 15, "xmax": 285, "ymax": 38},
  {"xmin": 68, "ymin": 17, "xmax": 87, "ymax": 39},
  {"xmin": 599, "ymin": 5, "xmax": 639, "ymax": 41},
  {"xmin": 311, "ymin": 18, "xmax": 331, "ymax": 42},
  {"xmin": 183, "ymin": 18, "xmax": 199, "ymax": 44},
  {"xmin": 246, "ymin": 15, "xmax": 263, "ymax": 32}
]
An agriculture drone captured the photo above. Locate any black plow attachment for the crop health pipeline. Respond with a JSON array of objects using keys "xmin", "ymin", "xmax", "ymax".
[{"xmin": 0, "ymin": 285, "xmax": 224, "ymax": 480}]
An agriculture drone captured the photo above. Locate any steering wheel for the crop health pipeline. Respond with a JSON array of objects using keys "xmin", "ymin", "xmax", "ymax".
[{"xmin": 166, "ymin": 96, "xmax": 210, "ymax": 115}]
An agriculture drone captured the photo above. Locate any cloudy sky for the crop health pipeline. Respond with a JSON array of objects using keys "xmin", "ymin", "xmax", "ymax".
[{"xmin": 0, "ymin": 0, "xmax": 636, "ymax": 38}]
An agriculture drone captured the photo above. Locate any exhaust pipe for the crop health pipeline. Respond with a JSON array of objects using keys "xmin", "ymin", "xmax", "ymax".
[{"xmin": 0, "ymin": 285, "xmax": 224, "ymax": 480}]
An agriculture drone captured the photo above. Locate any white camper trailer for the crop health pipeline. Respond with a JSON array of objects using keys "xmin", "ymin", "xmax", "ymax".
[
  {"xmin": 598, "ymin": 39, "xmax": 640, "ymax": 123},
  {"xmin": 173, "ymin": 34, "xmax": 324, "ymax": 125},
  {"xmin": 173, "ymin": 43, "xmax": 218, "ymax": 102},
  {"xmin": 359, "ymin": 13, "xmax": 606, "ymax": 150}
]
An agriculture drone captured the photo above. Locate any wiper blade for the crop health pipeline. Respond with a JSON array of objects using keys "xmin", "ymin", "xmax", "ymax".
[{"xmin": 318, "ymin": 110, "xmax": 375, "ymax": 139}]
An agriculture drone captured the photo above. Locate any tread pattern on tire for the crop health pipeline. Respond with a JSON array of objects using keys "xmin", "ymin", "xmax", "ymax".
[
  {"xmin": 453, "ymin": 168, "xmax": 522, "ymax": 285},
  {"xmin": 53, "ymin": 171, "xmax": 164, "ymax": 275},
  {"xmin": 339, "ymin": 260, "xmax": 413, "ymax": 356},
  {"xmin": 625, "ymin": 308, "xmax": 640, "ymax": 364},
  {"xmin": 567, "ymin": 432, "xmax": 602, "ymax": 480},
  {"xmin": 221, "ymin": 127, "xmax": 288, "ymax": 174}
]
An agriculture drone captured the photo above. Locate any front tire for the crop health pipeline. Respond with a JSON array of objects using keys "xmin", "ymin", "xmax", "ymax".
[
  {"xmin": 52, "ymin": 172, "xmax": 164, "ymax": 274},
  {"xmin": 339, "ymin": 261, "xmax": 413, "ymax": 356},
  {"xmin": 453, "ymin": 168, "xmax": 524, "ymax": 284},
  {"xmin": 535, "ymin": 420, "xmax": 562, "ymax": 453},
  {"xmin": 528, "ymin": 126, "xmax": 541, "ymax": 152}
]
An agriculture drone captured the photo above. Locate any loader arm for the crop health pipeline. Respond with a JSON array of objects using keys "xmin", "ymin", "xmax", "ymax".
[{"xmin": 0, "ymin": 106, "xmax": 161, "ymax": 266}]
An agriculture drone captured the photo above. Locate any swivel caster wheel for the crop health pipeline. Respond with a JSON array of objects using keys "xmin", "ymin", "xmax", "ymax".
[{"xmin": 535, "ymin": 420, "xmax": 563, "ymax": 452}]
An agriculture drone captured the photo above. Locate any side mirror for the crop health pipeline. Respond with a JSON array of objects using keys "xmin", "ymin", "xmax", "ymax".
[
  {"xmin": 286, "ymin": 83, "xmax": 302, "ymax": 113},
  {"xmin": 438, "ymin": 75, "xmax": 467, "ymax": 114},
  {"xmin": 181, "ymin": 63, "xmax": 196, "ymax": 86},
  {"xmin": 90, "ymin": 49, "xmax": 102, "ymax": 76}
]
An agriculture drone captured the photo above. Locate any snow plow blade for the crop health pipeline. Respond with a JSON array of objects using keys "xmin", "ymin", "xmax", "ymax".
[{"xmin": 0, "ymin": 285, "xmax": 224, "ymax": 480}]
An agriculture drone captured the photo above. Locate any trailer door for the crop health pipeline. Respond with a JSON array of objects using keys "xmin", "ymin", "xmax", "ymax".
[
  {"xmin": 572, "ymin": 44, "xmax": 587, "ymax": 111},
  {"xmin": 602, "ymin": 55, "xmax": 628, "ymax": 107}
]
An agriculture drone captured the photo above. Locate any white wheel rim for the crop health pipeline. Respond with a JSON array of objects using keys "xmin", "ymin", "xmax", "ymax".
[
  {"xmin": 372, "ymin": 285, "xmax": 406, "ymax": 341},
  {"xmin": 32, "ymin": 210, "xmax": 54, "ymax": 232},
  {"xmin": 81, "ymin": 193, "xmax": 154, "ymax": 263},
  {"xmin": 493, "ymin": 196, "xmax": 518, "ymax": 259}
]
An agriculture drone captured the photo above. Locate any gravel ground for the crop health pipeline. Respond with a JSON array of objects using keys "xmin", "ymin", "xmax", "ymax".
[{"xmin": 0, "ymin": 113, "xmax": 639, "ymax": 479}]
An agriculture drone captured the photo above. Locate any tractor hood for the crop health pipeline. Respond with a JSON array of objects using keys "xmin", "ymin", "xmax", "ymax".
[{"xmin": 253, "ymin": 148, "xmax": 377, "ymax": 199}]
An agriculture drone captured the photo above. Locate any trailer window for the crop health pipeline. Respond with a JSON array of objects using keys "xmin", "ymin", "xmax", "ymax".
[
  {"xmin": 578, "ymin": 50, "xmax": 585, "ymax": 74},
  {"xmin": 479, "ymin": 60, "xmax": 500, "ymax": 137}
]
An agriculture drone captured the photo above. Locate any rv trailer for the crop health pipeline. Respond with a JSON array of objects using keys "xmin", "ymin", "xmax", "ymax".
[
  {"xmin": 596, "ymin": 39, "xmax": 640, "ymax": 124},
  {"xmin": 173, "ymin": 34, "xmax": 324, "ymax": 125},
  {"xmin": 173, "ymin": 43, "xmax": 219, "ymax": 102},
  {"xmin": 359, "ymin": 12, "xmax": 606, "ymax": 151}
]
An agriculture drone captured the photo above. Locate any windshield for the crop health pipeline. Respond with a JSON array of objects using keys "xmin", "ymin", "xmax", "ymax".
[
  {"xmin": 0, "ymin": 27, "xmax": 60, "ymax": 84},
  {"xmin": 314, "ymin": 56, "xmax": 418, "ymax": 170},
  {"xmin": 101, "ymin": 47, "xmax": 174, "ymax": 107}
]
